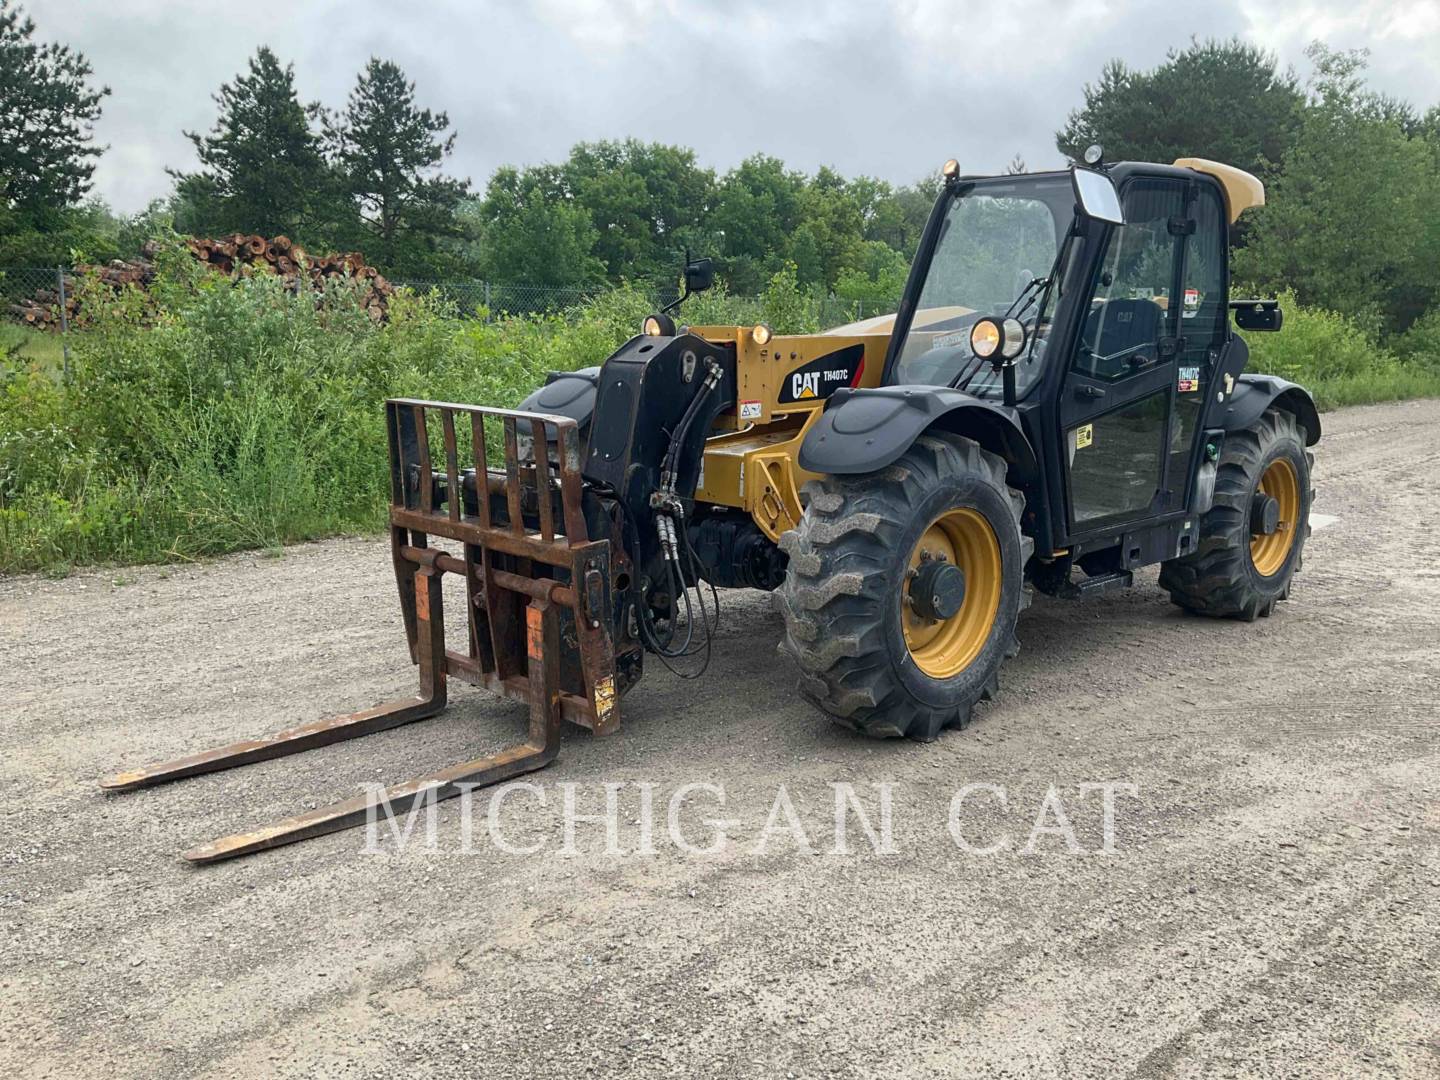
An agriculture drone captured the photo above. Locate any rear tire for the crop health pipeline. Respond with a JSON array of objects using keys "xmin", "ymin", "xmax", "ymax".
[
  {"xmin": 1160, "ymin": 408, "xmax": 1313, "ymax": 620},
  {"xmin": 775, "ymin": 434, "xmax": 1031, "ymax": 741}
]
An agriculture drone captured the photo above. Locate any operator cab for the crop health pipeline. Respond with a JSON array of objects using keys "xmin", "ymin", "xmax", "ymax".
[{"xmin": 879, "ymin": 154, "xmax": 1261, "ymax": 555}]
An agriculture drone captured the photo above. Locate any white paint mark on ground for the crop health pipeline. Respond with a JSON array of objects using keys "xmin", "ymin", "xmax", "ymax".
[{"xmin": 1310, "ymin": 513, "xmax": 1339, "ymax": 532}]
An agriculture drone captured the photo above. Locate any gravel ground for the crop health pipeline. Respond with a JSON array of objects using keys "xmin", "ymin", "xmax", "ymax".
[{"xmin": 2, "ymin": 398, "xmax": 1438, "ymax": 1079}]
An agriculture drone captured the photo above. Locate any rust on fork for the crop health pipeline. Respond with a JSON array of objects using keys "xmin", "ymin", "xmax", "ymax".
[{"xmin": 102, "ymin": 398, "xmax": 623, "ymax": 864}]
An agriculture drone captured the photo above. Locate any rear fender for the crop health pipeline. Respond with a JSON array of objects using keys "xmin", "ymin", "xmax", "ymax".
[
  {"xmin": 798, "ymin": 386, "xmax": 1040, "ymax": 491},
  {"xmin": 1219, "ymin": 374, "xmax": 1321, "ymax": 445}
]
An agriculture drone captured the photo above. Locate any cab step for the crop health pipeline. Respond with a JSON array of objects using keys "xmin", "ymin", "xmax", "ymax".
[{"xmin": 1056, "ymin": 569, "xmax": 1134, "ymax": 600}]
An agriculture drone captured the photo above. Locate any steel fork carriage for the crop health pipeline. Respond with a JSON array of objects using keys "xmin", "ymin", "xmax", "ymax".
[{"xmin": 101, "ymin": 398, "xmax": 621, "ymax": 864}]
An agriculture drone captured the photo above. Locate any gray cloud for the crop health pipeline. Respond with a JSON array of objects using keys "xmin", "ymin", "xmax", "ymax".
[{"xmin": 25, "ymin": 0, "xmax": 1440, "ymax": 213}]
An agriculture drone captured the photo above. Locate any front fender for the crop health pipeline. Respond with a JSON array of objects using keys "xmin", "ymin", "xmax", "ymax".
[
  {"xmin": 1219, "ymin": 374, "xmax": 1321, "ymax": 445},
  {"xmin": 518, "ymin": 366, "xmax": 601, "ymax": 429},
  {"xmin": 798, "ymin": 386, "xmax": 1039, "ymax": 489}
]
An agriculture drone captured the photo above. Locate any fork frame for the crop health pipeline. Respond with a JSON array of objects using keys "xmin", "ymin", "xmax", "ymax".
[{"xmin": 100, "ymin": 399, "xmax": 622, "ymax": 864}]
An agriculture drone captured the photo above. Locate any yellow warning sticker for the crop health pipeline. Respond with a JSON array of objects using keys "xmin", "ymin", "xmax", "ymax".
[
  {"xmin": 594, "ymin": 674, "xmax": 617, "ymax": 723},
  {"xmin": 1076, "ymin": 424, "xmax": 1093, "ymax": 450}
]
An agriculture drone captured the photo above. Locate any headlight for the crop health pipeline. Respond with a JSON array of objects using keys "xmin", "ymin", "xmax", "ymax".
[
  {"xmin": 752, "ymin": 323, "xmax": 773, "ymax": 346},
  {"xmin": 970, "ymin": 316, "xmax": 1027, "ymax": 362},
  {"xmin": 970, "ymin": 318, "xmax": 1001, "ymax": 359},
  {"xmin": 942, "ymin": 158, "xmax": 961, "ymax": 179},
  {"xmin": 643, "ymin": 313, "xmax": 676, "ymax": 337}
]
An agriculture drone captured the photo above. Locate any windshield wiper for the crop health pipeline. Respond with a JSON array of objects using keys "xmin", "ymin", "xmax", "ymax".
[{"xmin": 1003, "ymin": 274, "xmax": 1048, "ymax": 321}]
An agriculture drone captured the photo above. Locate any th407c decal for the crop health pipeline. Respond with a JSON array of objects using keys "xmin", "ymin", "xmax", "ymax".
[{"xmin": 777, "ymin": 343, "xmax": 865, "ymax": 404}]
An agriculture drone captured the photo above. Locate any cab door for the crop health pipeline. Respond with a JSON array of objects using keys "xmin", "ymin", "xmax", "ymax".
[{"xmin": 1058, "ymin": 177, "xmax": 1195, "ymax": 533}]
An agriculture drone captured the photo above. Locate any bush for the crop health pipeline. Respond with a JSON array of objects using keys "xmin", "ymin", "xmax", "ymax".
[
  {"xmin": 1239, "ymin": 292, "xmax": 1440, "ymax": 408},
  {"xmin": 3, "ymin": 270, "xmax": 1437, "ymax": 576},
  {"xmin": 1395, "ymin": 308, "xmax": 1440, "ymax": 372},
  {"xmin": 0, "ymin": 267, "xmax": 628, "ymax": 574}
]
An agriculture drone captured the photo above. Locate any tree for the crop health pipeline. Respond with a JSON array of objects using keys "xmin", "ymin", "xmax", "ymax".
[
  {"xmin": 0, "ymin": 0, "xmax": 109, "ymax": 264},
  {"xmin": 327, "ymin": 58, "xmax": 469, "ymax": 276},
  {"xmin": 171, "ymin": 47, "xmax": 345, "ymax": 243},
  {"xmin": 789, "ymin": 166, "xmax": 866, "ymax": 288},
  {"xmin": 711, "ymin": 154, "xmax": 806, "ymax": 293},
  {"xmin": 1056, "ymin": 39, "xmax": 1304, "ymax": 181},
  {"xmin": 833, "ymin": 240, "xmax": 910, "ymax": 312},
  {"xmin": 862, "ymin": 173, "xmax": 940, "ymax": 257},
  {"xmin": 470, "ymin": 166, "xmax": 604, "ymax": 287},
  {"xmin": 561, "ymin": 140, "xmax": 715, "ymax": 280},
  {"xmin": 1235, "ymin": 44, "xmax": 1440, "ymax": 334}
]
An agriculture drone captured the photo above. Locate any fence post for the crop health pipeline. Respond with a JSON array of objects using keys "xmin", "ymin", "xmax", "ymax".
[
  {"xmin": 483, "ymin": 280, "xmax": 491, "ymax": 323},
  {"xmin": 55, "ymin": 265, "xmax": 72, "ymax": 382}
]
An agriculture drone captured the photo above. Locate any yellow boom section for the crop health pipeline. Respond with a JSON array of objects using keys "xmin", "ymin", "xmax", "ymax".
[{"xmin": 690, "ymin": 325, "xmax": 890, "ymax": 539}]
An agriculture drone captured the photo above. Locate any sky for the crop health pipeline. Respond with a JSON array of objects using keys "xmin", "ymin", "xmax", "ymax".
[{"xmin": 24, "ymin": 0, "xmax": 1440, "ymax": 214}]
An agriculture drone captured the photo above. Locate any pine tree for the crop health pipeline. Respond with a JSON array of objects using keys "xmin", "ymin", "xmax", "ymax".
[
  {"xmin": 171, "ymin": 47, "xmax": 343, "ymax": 242},
  {"xmin": 327, "ymin": 58, "xmax": 469, "ymax": 275},
  {"xmin": 0, "ymin": 0, "xmax": 108, "ymax": 217}
]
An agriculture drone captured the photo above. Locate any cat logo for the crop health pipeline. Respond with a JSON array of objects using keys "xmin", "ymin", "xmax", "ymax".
[{"xmin": 776, "ymin": 343, "xmax": 866, "ymax": 405}]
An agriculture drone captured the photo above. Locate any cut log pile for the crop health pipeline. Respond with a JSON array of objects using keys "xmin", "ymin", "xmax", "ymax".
[
  {"xmin": 7, "ymin": 242, "xmax": 160, "ymax": 329},
  {"xmin": 8, "ymin": 236, "xmax": 394, "ymax": 328},
  {"xmin": 185, "ymin": 234, "xmax": 393, "ymax": 320}
]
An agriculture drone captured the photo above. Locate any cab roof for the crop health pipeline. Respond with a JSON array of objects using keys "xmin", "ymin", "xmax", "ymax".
[{"xmin": 1172, "ymin": 158, "xmax": 1265, "ymax": 222}]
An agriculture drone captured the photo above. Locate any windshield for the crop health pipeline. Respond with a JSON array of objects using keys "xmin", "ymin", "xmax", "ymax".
[{"xmin": 892, "ymin": 175, "xmax": 1075, "ymax": 398}]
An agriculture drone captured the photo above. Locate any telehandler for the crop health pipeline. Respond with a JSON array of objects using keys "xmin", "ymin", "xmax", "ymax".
[{"xmin": 104, "ymin": 152, "xmax": 1318, "ymax": 862}]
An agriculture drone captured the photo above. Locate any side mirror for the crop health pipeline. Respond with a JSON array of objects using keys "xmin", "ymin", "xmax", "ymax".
[
  {"xmin": 1072, "ymin": 167, "xmax": 1124, "ymax": 225},
  {"xmin": 684, "ymin": 257, "xmax": 714, "ymax": 295},
  {"xmin": 1230, "ymin": 299, "xmax": 1283, "ymax": 332}
]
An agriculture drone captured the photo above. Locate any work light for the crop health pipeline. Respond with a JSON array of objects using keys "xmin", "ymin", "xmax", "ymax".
[
  {"xmin": 970, "ymin": 318, "xmax": 1001, "ymax": 359},
  {"xmin": 643, "ymin": 313, "xmax": 676, "ymax": 337},
  {"xmin": 969, "ymin": 317, "xmax": 1026, "ymax": 362}
]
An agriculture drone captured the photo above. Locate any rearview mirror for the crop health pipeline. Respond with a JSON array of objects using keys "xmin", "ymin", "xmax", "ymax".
[
  {"xmin": 684, "ymin": 257, "xmax": 714, "ymax": 295},
  {"xmin": 1230, "ymin": 299, "xmax": 1284, "ymax": 332},
  {"xmin": 1072, "ymin": 168, "xmax": 1124, "ymax": 225}
]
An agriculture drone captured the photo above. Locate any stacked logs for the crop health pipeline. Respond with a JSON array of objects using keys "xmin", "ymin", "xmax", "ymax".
[
  {"xmin": 185, "ymin": 234, "xmax": 392, "ymax": 320},
  {"xmin": 8, "ymin": 237, "xmax": 394, "ymax": 328},
  {"xmin": 7, "ymin": 245, "xmax": 159, "ymax": 328}
]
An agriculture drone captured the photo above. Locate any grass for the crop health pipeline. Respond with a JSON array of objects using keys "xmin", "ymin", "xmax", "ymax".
[
  {"xmin": 0, "ymin": 266, "xmax": 1437, "ymax": 577},
  {"xmin": 0, "ymin": 324, "xmax": 70, "ymax": 374},
  {"xmin": 0, "ymin": 264, "xmax": 806, "ymax": 575}
]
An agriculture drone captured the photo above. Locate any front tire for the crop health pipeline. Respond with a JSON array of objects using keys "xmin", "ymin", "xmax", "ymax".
[
  {"xmin": 775, "ymin": 434, "xmax": 1032, "ymax": 741},
  {"xmin": 1160, "ymin": 407, "xmax": 1313, "ymax": 620}
]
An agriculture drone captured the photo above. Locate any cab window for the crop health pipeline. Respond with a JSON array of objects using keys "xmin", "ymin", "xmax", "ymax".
[{"xmin": 1072, "ymin": 181, "xmax": 1184, "ymax": 382}]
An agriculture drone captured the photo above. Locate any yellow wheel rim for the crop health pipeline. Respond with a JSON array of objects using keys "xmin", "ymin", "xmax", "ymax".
[
  {"xmin": 903, "ymin": 507, "xmax": 1002, "ymax": 679},
  {"xmin": 1250, "ymin": 457, "xmax": 1300, "ymax": 577}
]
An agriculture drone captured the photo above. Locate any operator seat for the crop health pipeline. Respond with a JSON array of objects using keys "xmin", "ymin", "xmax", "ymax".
[{"xmin": 1078, "ymin": 298, "xmax": 1163, "ymax": 379}]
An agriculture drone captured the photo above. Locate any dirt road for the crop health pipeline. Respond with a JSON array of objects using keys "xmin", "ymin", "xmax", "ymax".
[{"xmin": 3, "ymin": 399, "xmax": 1438, "ymax": 1079}]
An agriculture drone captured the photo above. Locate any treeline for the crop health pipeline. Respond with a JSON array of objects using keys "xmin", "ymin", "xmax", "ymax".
[
  {"xmin": 4, "ymin": 0, "xmax": 1440, "ymax": 340},
  {"xmin": 1059, "ymin": 39, "xmax": 1440, "ymax": 341}
]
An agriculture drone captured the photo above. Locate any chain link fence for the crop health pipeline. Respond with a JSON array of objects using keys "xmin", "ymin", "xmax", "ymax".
[
  {"xmin": 1, "ymin": 266, "xmax": 77, "ymax": 377},
  {"xmin": 1, "ymin": 265, "xmax": 72, "ymax": 304}
]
